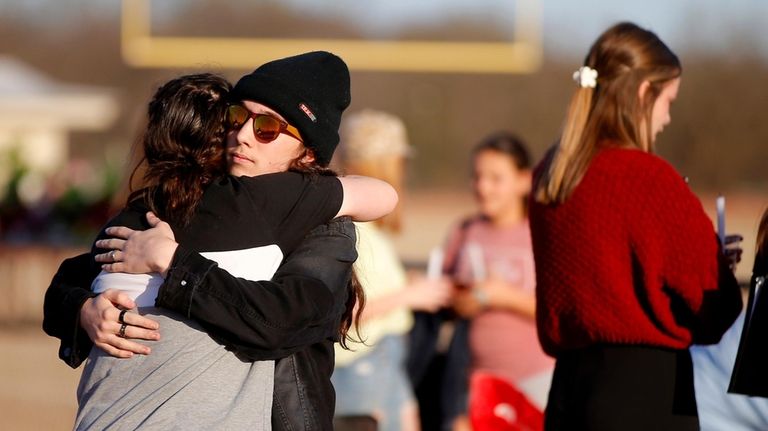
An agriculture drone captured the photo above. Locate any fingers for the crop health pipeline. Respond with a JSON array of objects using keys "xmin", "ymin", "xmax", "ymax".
[
  {"xmin": 100, "ymin": 289, "xmax": 136, "ymax": 310},
  {"xmin": 146, "ymin": 212, "xmax": 171, "ymax": 232},
  {"xmin": 94, "ymin": 292, "xmax": 159, "ymax": 332},
  {"xmin": 95, "ymin": 250, "xmax": 123, "ymax": 264},
  {"xmin": 94, "ymin": 342, "xmax": 136, "ymax": 359},
  {"xmin": 100, "ymin": 262, "xmax": 126, "ymax": 273},
  {"xmin": 725, "ymin": 234, "xmax": 744, "ymax": 245},
  {"xmin": 94, "ymin": 238, "xmax": 126, "ymax": 251},
  {"xmin": 121, "ymin": 323, "xmax": 160, "ymax": 342},
  {"xmin": 108, "ymin": 321, "xmax": 157, "ymax": 354},
  {"xmin": 81, "ymin": 294, "xmax": 159, "ymax": 358},
  {"xmin": 436, "ymin": 290, "xmax": 453, "ymax": 306},
  {"xmin": 112, "ymin": 337, "xmax": 151, "ymax": 355},
  {"xmin": 146, "ymin": 213, "xmax": 176, "ymax": 241},
  {"xmin": 725, "ymin": 248, "xmax": 743, "ymax": 263},
  {"xmin": 120, "ymin": 309, "xmax": 160, "ymax": 331},
  {"xmin": 95, "ymin": 336, "xmax": 152, "ymax": 357},
  {"xmin": 93, "ymin": 237, "xmax": 126, "ymax": 264},
  {"xmin": 146, "ymin": 211, "xmax": 161, "ymax": 227},
  {"xmin": 90, "ymin": 312, "xmax": 158, "ymax": 356},
  {"xmin": 104, "ymin": 226, "xmax": 137, "ymax": 240}
]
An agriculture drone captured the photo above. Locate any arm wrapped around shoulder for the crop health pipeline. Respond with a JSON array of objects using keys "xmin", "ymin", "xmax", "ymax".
[{"xmin": 156, "ymin": 217, "xmax": 357, "ymax": 360}]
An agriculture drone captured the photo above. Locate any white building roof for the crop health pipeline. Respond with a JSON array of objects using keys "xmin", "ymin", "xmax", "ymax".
[{"xmin": 0, "ymin": 56, "xmax": 118, "ymax": 130}]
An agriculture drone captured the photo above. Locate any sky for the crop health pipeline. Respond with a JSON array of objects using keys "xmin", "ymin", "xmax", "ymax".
[
  {"xmin": 280, "ymin": 0, "xmax": 768, "ymax": 60},
  {"xmin": 2, "ymin": 0, "xmax": 767, "ymax": 61}
]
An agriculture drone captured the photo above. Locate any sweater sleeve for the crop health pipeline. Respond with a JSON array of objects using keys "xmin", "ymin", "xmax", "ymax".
[{"xmin": 629, "ymin": 156, "xmax": 742, "ymax": 344}]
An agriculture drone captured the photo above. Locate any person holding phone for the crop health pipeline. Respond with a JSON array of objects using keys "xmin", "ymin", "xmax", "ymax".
[
  {"xmin": 442, "ymin": 132, "xmax": 552, "ymax": 430},
  {"xmin": 529, "ymin": 22, "xmax": 742, "ymax": 430}
]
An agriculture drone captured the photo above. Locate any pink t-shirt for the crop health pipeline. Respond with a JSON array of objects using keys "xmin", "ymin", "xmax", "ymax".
[{"xmin": 445, "ymin": 217, "xmax": 554, "ymax": 385}]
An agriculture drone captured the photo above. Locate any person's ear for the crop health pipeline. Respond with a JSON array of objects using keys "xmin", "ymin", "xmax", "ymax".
[
  {"xmin": 300, "ymin": 148, "xmax": 316, "ymax": 164},
  {"xmin": 638, "ymin": 80, "xmax": 651, "ymax": 104}
]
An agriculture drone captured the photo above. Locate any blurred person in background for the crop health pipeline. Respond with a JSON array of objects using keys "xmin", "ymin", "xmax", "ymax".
[
  {"xmin": 444, "ymin": 132, "xmax": 553, "ymax": 431},
  {"xmin": 530, "ymin": 22, "xmax": 742, "ymax": 430},
  {"xmin": 44, "ymin": 52, "xmax": 397, "ymax": 430},
  {"xmin": 693, "ymin": 208, "xmax": 768, "ymax": 430},
  {"xmin": 331, "ymin": 109, "xmax": 453, "ymax": 431},
  {"xmin": 692, "ymin": 315, "xmax": 768, "ymax": 430}
]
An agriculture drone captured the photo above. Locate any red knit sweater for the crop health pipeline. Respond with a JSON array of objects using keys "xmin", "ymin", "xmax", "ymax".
[{"xmin": 530, "ymin": 147, "xmax": 742, "ymax": 357}]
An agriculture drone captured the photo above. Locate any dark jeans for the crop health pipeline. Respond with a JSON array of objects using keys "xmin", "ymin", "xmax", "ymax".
[{"xmin": 407, "ymin": 312, "xmax": 471, "ymax": 431}]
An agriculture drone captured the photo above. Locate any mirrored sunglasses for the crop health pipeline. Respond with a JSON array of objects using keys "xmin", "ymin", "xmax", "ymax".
[{"xmin": 226, "ymin": 105, "xmax": 303, "ymax": 142}]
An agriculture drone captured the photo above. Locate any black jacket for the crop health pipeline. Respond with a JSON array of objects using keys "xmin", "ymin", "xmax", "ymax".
[
  {"xmin": 729, "ymin": 244, "xmax": 768, "ymax": 398},
  {"xmin": 43, "ymin": 217, "xmax": 356, "ymax": 431}
]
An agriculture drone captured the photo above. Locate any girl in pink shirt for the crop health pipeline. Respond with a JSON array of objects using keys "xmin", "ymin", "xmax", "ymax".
[{"xmin": 445, "ymin": 132, "xmax": 553, "ymax": 429}]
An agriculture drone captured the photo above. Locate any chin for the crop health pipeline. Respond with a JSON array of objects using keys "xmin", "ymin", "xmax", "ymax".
[
  {"xmin": 229, "ymin": 167, "xmax": 249, "ymax": 177},
  {"xmin": 479, "ymin": 206, "xmax": 498, "ymax": 219}
]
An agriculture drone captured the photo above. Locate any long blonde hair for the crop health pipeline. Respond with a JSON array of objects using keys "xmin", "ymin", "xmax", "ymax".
[{"xmin": 535, "ymin": 22, "xmax": 682, "ymax": 204}]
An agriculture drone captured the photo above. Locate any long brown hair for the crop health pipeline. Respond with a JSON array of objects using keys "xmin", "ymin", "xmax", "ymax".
[
  {"xmin": 287, "ymin": 147, "xmax": 366, "ymax": 349},
  {"xmin": 129, "ymin": 73, "xmax": 231, "ymax": 226},
  {"xmin": 535, "ymin": 22, "xmax": 682, "ymax": 204}
]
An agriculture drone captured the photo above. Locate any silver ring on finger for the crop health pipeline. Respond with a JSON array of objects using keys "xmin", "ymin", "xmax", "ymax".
[
  {"xmin": 110, "ymin": 250, "xmax": 118, "ymax": 261},
  {"xmin": 118, "ymin": 323, "xmax": 127, "ymax": 338}
]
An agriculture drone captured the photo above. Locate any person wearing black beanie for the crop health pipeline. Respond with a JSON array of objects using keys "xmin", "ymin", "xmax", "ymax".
[
  {"xmin": 231, "ymin": 51, "xmax": 351, "ymax": 167},
  {"xmin": 43, "ymin": 53, "xmax": 397, "ymax": 431}
]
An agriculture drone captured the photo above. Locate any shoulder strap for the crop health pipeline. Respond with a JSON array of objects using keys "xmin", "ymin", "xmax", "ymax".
[{"xmin": 444, "ymin": 217, "xmax": 476, "ymax": 275}]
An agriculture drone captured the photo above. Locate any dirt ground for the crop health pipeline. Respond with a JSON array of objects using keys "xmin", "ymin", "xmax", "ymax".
[
  {"xmin": 1, "ymin": 189, "xmax": 763, "ymax": 429},
  {"xmin": 1, "ymin": 327, "xmax": 79, "ymax": 430}
]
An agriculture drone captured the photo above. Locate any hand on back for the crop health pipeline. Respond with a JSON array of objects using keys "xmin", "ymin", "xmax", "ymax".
[
  {"xmin": 94, "ymin": 212, "xmax": 178, "ymax": 277},
  {"xmin": 79, "ymin": 289, "xmax": 160, "ymax": 358}
]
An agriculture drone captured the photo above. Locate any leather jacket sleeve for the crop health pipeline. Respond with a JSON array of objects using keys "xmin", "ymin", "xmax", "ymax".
[
  {"xmin": 42, "ymin": 253, "xmax": 100, "ymax": 368},
  {"xmin": 156, "ymin": 217, "xmax": 357, "ymax": 361},
  {"xmin": 41, "ymin": 218, "xmax": 356, "ymax": 366}
]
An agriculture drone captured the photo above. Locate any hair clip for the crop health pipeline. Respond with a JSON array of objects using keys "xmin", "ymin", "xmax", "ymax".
[{"xmin": 572, "ymin": 66, "xmax": 598, "ymax": 88}]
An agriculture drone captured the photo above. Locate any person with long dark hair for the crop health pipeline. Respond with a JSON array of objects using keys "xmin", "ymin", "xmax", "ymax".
[{"xmin": 44, "ymin": 52, "xmax": 395, "ymax": 430}]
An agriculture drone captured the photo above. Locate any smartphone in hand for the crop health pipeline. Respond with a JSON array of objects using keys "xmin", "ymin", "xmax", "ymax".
[{"xmin": 716, "ymin": 195, "xmax": 726, "ymax": 248}]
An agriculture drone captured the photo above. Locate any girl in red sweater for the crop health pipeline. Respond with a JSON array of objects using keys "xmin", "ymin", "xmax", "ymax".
[{"xmin": 529, "ymin": 22, "xmax": 742, "ymax": 430}]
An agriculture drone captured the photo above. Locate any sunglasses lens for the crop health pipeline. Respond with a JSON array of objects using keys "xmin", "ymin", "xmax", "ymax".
[
  {"xmin": 253, "ymin": 115, "xmax": 282, "ymax": 141},
  {"xmin": 226, "ymin": 105, "xmax": 248, "ymax": 129},
  {"xmin": 226, "ymin": 107, "xmax": 295, "ymax": 142}
]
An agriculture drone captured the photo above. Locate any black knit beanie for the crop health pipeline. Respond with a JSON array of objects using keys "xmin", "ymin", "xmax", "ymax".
[{"xmin": 232, "ymin": 51, "xmax": 351, "ymax": 166}]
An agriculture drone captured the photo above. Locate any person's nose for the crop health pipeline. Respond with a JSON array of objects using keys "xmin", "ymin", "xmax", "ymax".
[
  {"xmin": 475, "ymin": 179, "xmax": 491, "ymax": 199},
  {"xmin": 235, "ymin": 121, "xmax": 254, "ymax": 147}
]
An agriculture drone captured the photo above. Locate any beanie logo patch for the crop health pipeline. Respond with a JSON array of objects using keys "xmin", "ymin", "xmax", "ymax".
[{"xmin": 299, "ymin": 103, "xmax": 317, "ymax": 122}]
